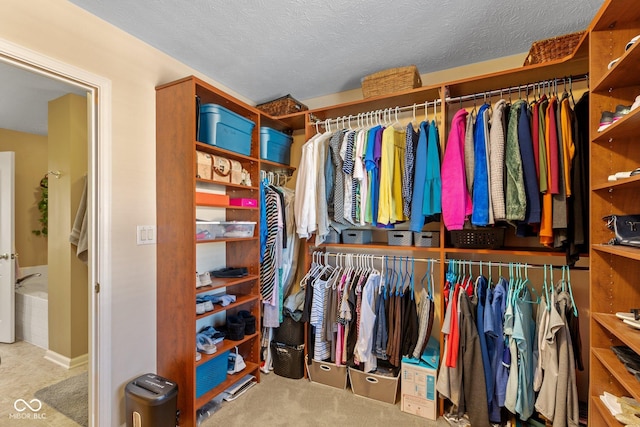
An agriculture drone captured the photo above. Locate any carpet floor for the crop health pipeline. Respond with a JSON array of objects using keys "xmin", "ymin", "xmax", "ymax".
[
  {"xmin": 34, "ymin": 372, "xmax": 88, "ymax": 427},
  {"xmin": 200, "ymin": 371, "xmax": 446, "ymax": 427}
]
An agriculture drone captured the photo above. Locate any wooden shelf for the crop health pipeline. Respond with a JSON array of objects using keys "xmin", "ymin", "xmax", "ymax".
[
  {"xmin": 591, "ymin": 1, "xmax": 640, "ymax": 32},
  {"xmin": 196, "ymin": 294, "xmax": 259, "ymax": 320},
  {"xmin": 195, "ymin": 362, "xmax": 260, "ymax": 409},
  {"xmin": 196, "ymin": 275, "xmax": 259, "ymax": 294},
  {"xmin": 593, "ymin": 312, "xmax": 640, "ymax": 355},
  {"xmin": 590, "ymin": 396, "xmax": 620, "ymax": 427},
  {"xmin": 592, "ymin": 243, "xmax": 640, "ymax": 261},
  {"xmin": 593, "ymin": 42, "xmax": 640, "ymax": 92},
  {"xmin": 444, "ymin": 247, "xmax": 569, "ymax": 257},
  {"xmin": 592, "ymin": 174, "xmax": 640, "ymax": 192},
  {"xmin": 260, "ymin": 158, "xmax": 296, "ymax": 171},
  {"xmin": 445, "ymin": 55, "xmax": 589, "ymax": 98},
  {"xmin": 195, "ymin": 178, "xmax": 259, "ymax": 191},
  {"xmin": 592, "ymin": 347, "xmax": 640, "ymax": 401},
  {"xmin": 320, "ymin": 242, "xmax": 441, "ymax": 253},
  {"xmin": 196, "ymin": 332, "xmax": 260, "ymax": 367},
  {"xmin": 195, "ymin": 141, "xmax": 259, "ymax": 163}
]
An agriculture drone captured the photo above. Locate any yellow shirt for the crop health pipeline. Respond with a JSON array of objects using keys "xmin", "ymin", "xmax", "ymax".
[{"xmin": 377, "ymin": 126, "xmax": 406, "ymax": 224}]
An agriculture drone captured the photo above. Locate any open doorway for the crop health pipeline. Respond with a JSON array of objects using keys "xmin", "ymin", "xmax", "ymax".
[{"xmin": 0, "ymin": 39, "xmax": 112, "ymax": 427}]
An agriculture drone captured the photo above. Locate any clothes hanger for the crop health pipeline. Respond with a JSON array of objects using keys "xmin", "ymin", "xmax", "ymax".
[
  {"xmin": 569, "ymin": 76, "xmax": 576, "ymax": 107},
  {"xmin": 524, "ymin": 263, "xmax": 540, "ymax": 304},
  {"xmin": 566, "ymin": 266, "xmax": 578, "ymax": 317},
  {"xmin": 408, "ymin": 257, "xmax": 415, "ymax": 300},
  {"xmin": 548, "ymin": 265, "xmax": 555, "ymax": 311},
  {"xmin": 432, "ymin": 100, "xmax": 437, "ymax": 125},
  {"xmin": 429, "ymin": 259, "xmax": 435, "ymax": 301}
]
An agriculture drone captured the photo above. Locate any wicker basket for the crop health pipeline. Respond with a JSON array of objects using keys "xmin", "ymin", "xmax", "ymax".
[
  {"xmin": 523, "ymin": 31, "xmax": 586, "ymax": 66},
  {"xmin": 361, "ymin": 65, "xmax": 422, "ymax": 98},
  {"xmin": 450, "ymin": 227, "xmax": 505, "ymax": 249},
  {"xmin": 256, "ymin": 94, "xmax": 308, "ymax": 117}
]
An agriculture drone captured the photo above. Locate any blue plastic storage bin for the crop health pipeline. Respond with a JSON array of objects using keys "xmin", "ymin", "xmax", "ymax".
[
  {"xmin": 260, "ymin": 127, "xmax": 292, "ymax": 165},
  {"xmin": 198, "ymin": 104, "xmax": 254, "ymax": 156},
  {"xmin": 195, "ymin": 350, "xmax": 229, "ymax": 398}
]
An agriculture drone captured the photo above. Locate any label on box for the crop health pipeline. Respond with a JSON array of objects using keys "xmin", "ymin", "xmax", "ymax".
[
  {"xmin": 401, "ymin": 362, "xmax": 437, "ymax": 420},
  {"xmin": 402, "ymin": 394, "xmax": 436, "ymax": 419}
]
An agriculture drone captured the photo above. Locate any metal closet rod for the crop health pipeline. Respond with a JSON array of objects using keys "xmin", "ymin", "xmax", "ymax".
[
  {"xmin": 308, "ymin": 98, "xmax": 443, "ymax": 129},
  {"xmin": 445, "ymin": 74, "xmax": 589, "ymax": 104},
  {"xmin": 316, "ymin": 250, "xmax": 587, "ymax": 270}
]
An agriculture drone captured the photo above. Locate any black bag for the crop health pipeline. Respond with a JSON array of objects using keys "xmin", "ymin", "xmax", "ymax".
[{"xmin": 604, "ymin": 214, "xmax": 640, "ymax": 247}]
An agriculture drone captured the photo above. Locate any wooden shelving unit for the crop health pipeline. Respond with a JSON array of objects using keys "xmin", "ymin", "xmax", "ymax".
[
  {"xmin": 156, "ymin": 76, "xmax": 266, "ymax": 426},
  {"xmin": 588, "ymin": 1, "xmax": 640, "ymax": 425}
]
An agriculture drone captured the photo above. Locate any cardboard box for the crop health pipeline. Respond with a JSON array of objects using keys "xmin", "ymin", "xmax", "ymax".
[
  {"xmin": 195, "ymin": 192, "xmax": 229, "ymax": 206},
  {"xmin": 400, "ymin": 337, "xmax": 440, "ymax": 420},
  {"xmin": 229, "ymin": 198, "xmax": 257, "ymax": 207},
  {"xmin": 306, "ymin": 358, "xmax": 348, "ymax": 389},
  {"xmin": 401, "ymin": 361, "xmax": 437, "ymax": 420},
  {"xmin": 348, "ymin": 367, "xmax": 399, "ymax": 404}
]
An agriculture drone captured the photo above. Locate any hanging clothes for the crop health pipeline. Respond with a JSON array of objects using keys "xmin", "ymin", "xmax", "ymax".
[
  {"xmin": 471, "ymin": 104, "xmax": 491, "ymax": 226},
  {"xmin": 409, "ymin": 121, "xmax": 429, "ymax": 232},
  {"xmin": 423, "ymin": 119, "xmax": 442, "ymax": 218},
  {"xmin": 490, "ymin": 99, "xmax": 507, "ymax": 221},
  {"xmin": 441, "ymin": 109, "xmax": 472, "ymax": 230}
]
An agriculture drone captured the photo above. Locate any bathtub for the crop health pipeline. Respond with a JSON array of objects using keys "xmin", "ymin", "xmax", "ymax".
[{"xmin": 15, "ymin": 265, "xmax": 48, "ymax": 349}]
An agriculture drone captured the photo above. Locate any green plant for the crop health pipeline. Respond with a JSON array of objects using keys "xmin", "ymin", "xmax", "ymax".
[{"xmin": 32, "ymin": 176, "xmax": 48, "ymax": 237}]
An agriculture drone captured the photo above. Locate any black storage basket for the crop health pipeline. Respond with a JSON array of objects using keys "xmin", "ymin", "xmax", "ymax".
[
  {"xmin": 273, "ymin": 315, "xmax": 304, "ymax": 346},
  {"xmin": 271, "ymin": 342, "xmax": 305, "ymax": 379},
  {"xmin": 450, "ymin": 227, "xmax": 505, "ymax": 249}
]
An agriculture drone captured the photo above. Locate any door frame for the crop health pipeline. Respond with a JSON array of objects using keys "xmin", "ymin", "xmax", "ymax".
[{"xmin": 0, "ymin": 38, "xmax": 112, "ymax": 427}]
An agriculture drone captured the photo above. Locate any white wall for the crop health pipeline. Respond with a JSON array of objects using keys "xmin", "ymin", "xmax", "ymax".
[{"xmin": 0, "ymin": 0, "xmax": 251, "ymax": 424}]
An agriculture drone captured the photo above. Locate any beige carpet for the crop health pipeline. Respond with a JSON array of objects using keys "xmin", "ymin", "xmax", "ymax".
[
  {"xmin": 34, "ymin": 372, "xmax": 87, "ymax": 427},
  {"xmin": 201, "ymin": 371, "xmax": 446, "ymax": 427}
]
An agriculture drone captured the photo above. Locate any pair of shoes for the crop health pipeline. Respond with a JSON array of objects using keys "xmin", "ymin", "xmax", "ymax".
[
  {"xmin": 631, "ymin": 95, "xmax": 640, "ymax": 112},
  {"xmin": 202, "ymin": 294, "xmax": 237, "ymax": 307},
  {"xmin": 211, "ymin": 267, "xmax": 248, "ymax": 278},
  {"xmin": 196, "ymin": 297, "xmax": 214, "ymax": 315},
  {"xmin": 196, "ymin": 333, "xmax": 218, "ymax": 355},
  {"xmin": 598, "ymin": 105, "xmax": 632, "ymax": 132},
  {"xmin": 625, "ymin": 34, "xmax": 640, "ymax": 52},
  {"xmin": 197, "ymin": 272, "xmax": 212, "ymax": 287},
  {"xmin": 199, "ymin": 325, "xmax": 226, "ymax": 344},
  {"xmin": 599, "ymin": 111, "xmax": 614, "ymax": 131},
  {"xmin": 616, "ymin": 309, "xmax": 640, "ymax": 321},
  {"xmin": 238, "ymin": 310, "xmax": 256, "ymax": 335},
  {"xmin": 605, "ymin": 35, "xmax": 639, "ymax": 71},
  {"xmin": 623, "ymin": 318, "xmax": 640, "ymax": 330},
  {"xmin": 614, "ymin": 104, "xmax": 632, "ymax": 121}
]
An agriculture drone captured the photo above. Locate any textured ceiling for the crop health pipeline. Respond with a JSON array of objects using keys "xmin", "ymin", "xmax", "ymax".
[
  {"xmin": 1, "ymin": 0, "xmax": 603, "ymax": 136},
  {"xmin": 68, "ymin": 0, "xmax": 602, "ymax": 104}
]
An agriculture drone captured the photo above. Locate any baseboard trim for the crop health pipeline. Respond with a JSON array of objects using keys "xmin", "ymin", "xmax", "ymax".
[{"xmin": 45, "ymin": 350, "xmax": 88, "ymax": 370}]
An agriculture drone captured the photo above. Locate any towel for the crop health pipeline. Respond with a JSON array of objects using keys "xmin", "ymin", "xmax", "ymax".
[{"xmin": 69, "ymin": 175, "xmax": 88, "ymax": 264}]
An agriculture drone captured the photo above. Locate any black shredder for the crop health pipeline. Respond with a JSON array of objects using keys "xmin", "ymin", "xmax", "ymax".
[{"xmin": 125, "ymin": 373, "xmax": 178, "ymax": 427}]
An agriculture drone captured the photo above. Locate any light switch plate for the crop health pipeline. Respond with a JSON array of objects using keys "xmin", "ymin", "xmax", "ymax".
[{"xmin": 137, "ymin": 225, "xmax": 156, "ymax": 245}]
